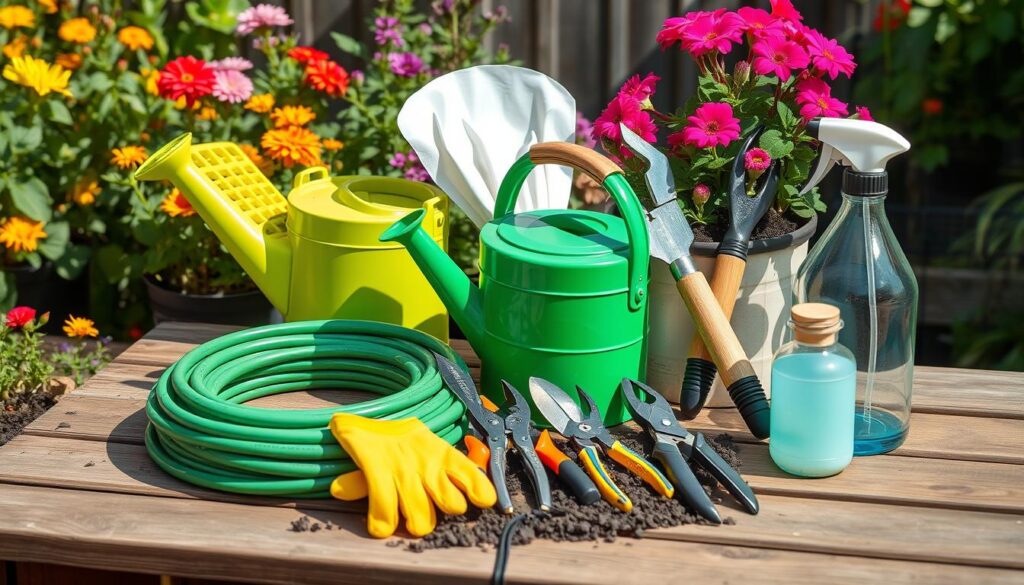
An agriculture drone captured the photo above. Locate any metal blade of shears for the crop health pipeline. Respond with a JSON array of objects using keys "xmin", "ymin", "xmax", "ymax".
[{"xmin": 527, "ymin": 377, "xmax": 582, "ymax": 436}]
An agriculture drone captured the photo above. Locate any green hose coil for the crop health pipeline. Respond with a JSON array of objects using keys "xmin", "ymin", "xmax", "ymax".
[{"xmin": 145, "ymin": 320, "xmax": 467, "ymax": 498}]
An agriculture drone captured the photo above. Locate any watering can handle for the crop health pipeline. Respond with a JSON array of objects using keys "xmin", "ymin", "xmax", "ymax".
[{"xmin": 493, "ymin": 142, "xmax": 649, "ymax": 312}]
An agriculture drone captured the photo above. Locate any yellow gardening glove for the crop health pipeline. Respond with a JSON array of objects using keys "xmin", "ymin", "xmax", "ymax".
[{"xmin": 328, "ymin": 413, "xmax": 497, "ymax": 538}]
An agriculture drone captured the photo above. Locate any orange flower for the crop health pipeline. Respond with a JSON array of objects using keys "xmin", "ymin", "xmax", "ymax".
[
  {"xmin": 322, "ymin": 138, "xmax": 344, "ymax": 151},
  {"xmin": 240, "ymin": 144, "xmax": 273, "ymax": 176},
  {"xmin": 0, "ymin": 216, "xmax": 47, "ymax": 253},
  {"xmin": 261, "ymin": 126, "xmax": 321, "ymax": 168},
  {"xmin": 269, "ymin": 105, "xmax": 315, "ymax": 128},
  {"xmin": 2, "ymin": 34, "xmax": 28, "ymax": 59},
  {"xmin": 110, "ymin": 145, "xmax": 147, "ymax": 169},
  {"xmin": 62, "ymin": 315, "xmax": 99, "ymax": 338},
  {"xmin": 39, "ymin": 0, "xmax": 58, "ymax": 14},
  {"xmin": 0, "ymin": 6, "xmax": 34, "ymax": 29},
  {"xmin": 160, "ymin": 188, "xmax": 196, "ymax": 218},
  {"xmin": 69, "ymin": 178, "xmax": 100, "ymax": 206},
  {"xmin": 140, "ymin": 67, "xmax": 159, "ymax": 95},
  {"xmin": 59, "ymin": 17, "xmax": 97, "ymax": 44},
  {"xmin": 54, "ymin": 52, "xmax": 82, "ymax": 70},
  {"xmin": 117, "ymin": 26, "xmax": 154, "ymax": 51},
  {"xmin": 303, "ymin": 59, "xmax": 349, "ymax": 97},
  {"xmin": 244, "ymin": 93, "xmax": 274, "ymax": 113},
  {"xmin": 196, "ymin": 106, "xmax": 218, "ymax": 121}
]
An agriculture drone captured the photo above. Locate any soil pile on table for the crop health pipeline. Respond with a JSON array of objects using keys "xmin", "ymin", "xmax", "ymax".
[
  {"xmin": 402, "ymin": 431, "xmax": 740, "ymax": 551},
  {"xmin": 692, "ymin": 208, "xmax": 800, "ymax": 243},
  {"xmin": 1, "ymin": 392, "xmax": 56, "ymax": 446}
]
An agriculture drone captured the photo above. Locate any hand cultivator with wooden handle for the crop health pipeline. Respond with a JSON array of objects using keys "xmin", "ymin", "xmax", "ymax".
[{"xmin": 619, "ymin": 125, "xmax": 771, "ymax": 439}]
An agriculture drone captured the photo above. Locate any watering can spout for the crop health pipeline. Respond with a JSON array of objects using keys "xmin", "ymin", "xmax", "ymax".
[
  {"xmin": 133, "ymin": 133, "xmax": 292, "ymax": 314},
  {"xmin": 380, "ymin": 209, "xmax": 486, "ymax": 351}
]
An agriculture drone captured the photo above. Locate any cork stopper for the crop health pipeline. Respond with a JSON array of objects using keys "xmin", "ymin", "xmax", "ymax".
[{"xmin": 790, "ymin": 303, "xmax": 843, "ymax": 346}]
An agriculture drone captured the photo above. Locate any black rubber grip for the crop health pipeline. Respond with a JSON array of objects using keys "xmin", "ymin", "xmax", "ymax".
[
  {"xmin": 680, "ymin": 358, "xmax": 717, "ymax": 419},
  {"xmin": 715, "ymin": 238, "xmax": 749, "ymax": 260},
  {"xmin": 728, "ymin": 375, "xmax": 771, "ymax": 439},
  {"xmin": 557, "ymin": 460, "xmax": 601, "ymax": 505}
]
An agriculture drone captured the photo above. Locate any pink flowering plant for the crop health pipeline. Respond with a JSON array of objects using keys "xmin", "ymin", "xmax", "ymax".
[{"xmin": 594, "ymin": 1, "xmax": 872, "ymax": 226}]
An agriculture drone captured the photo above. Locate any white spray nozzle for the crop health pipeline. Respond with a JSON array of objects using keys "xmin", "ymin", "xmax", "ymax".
[{"xmin": 800, "ymin": 118, "xmax": 910, "ymax": 195}]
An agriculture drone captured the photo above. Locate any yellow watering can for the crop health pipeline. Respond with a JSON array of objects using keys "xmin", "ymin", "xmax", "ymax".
[{"xmin": 134, "ymin": 133, "xmax": 450, "ymax": 341}]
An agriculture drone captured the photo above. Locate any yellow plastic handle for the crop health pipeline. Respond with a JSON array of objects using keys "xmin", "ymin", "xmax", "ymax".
[
  {"xmin": 607, "ymin": 440, "xmax": 675, "ymax": 499},
  {"xmin": 578, "ymin": 445, "xmax": 632, "ymax": 512},
  {"xmin": 292, "ymin": 166, "xmax": 330, "ymax": 187}
]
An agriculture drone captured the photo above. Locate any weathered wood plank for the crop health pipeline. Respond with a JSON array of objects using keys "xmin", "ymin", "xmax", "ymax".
[
  {"xmin": 912, "ymin": 366, "xmax": 1024, "ymax": 419},
  {"xmin": 0, "ymin": 483, "xmax": 1019, "ymax": 585}
]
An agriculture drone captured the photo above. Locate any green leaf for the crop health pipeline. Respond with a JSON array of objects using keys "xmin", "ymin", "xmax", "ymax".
[
  {"xmin": 0, "ymin": 271, "xmax": 15, "ymax": 310},
  {"xmin": 96, "ymin": 244, "xmax": 129, "ymax": 284},
  {"xmin": 54, "ymin": 244, "xmax": 91, "ymax": 280},
  {"xmin": 8, "ymin": 125, "xmax": 42, "ymax": 153},
  {"xmin": 332, "ymin": 32, "xmax": 365, "ymax": 58},
  {"xmin": 44, "ymin": 100, "xmax": 73, "ymax": 125},
  {"xmin": 776, "ymin": 101, "xmax": 797, "ymax": 130},
  {"xmin": 759, "ymin": 130, "xmax": 794, "ymax": 159},
  {"xmin": 708, "ymin": 155, "xmax": 731, "ymax": 170},
  {"xmin": 37, "ymin": 221, "xmax": 69, "ymax": 261},
  {"xmin": 9, "ymin": 177, "xmax": 52, "ymax": 221},
  {"xmin": 907, "ymin": 7, "xmax": 932, "ymax": 27}
]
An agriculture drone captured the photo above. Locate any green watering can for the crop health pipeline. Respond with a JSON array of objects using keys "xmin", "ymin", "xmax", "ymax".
[{"xmin": 381, "ymin": 142, "xmax": 650, "ymax": 425}]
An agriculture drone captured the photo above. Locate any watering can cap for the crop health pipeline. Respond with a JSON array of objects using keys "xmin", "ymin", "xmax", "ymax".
[{"xmin": 288, "ymin": 169, "xmax": 447, "ymax": 247}]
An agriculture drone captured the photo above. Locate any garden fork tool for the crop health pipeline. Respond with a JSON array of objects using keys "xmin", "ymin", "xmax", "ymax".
[
  {"xmin": 528, "ymin": 377, "xmax": 674, "ymax": 512},
  {"xmin": 434, "ymin": 353, "xmax": 552, "ymax": 513},
  {"xmin": 681, "ymin": 127, "xmax": 780, "ymax": 419},
  {"xmin": 619, "ymin": 124, "xmax": 771, "ymax": 439},
  {"xmin": 620, "ymin": 378, "xmax": 759, "ymax": 524}
]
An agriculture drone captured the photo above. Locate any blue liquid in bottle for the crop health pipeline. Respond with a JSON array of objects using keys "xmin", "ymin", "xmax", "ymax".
[{"xmin": 770, "ymin": 305, "xmax": 857, "ymax": 478}]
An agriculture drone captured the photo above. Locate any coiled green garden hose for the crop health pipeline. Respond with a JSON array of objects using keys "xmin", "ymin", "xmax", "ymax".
[{"xmin": 145, "ymin": 320, "xmax": 467, "ymax": 498}]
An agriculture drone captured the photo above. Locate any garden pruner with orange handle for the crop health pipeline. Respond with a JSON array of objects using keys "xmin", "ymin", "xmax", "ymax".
[{"xmin": 528, "ymin": 377, "xmax": 674, "ymax": 513}]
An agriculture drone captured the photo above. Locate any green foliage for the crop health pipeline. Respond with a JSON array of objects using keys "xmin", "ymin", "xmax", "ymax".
[
  {"xmin": 0, "ymin": 311, "xmax": 53, "ymax": 401},
  {"xmin": 49, "ymin": 336, "xmax": 112, "ymax": 385}
]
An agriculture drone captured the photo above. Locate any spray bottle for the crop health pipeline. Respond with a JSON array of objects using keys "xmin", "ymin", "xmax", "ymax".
[{"xmin": 793, "ymin": 118, "xmax": 915, "ymax": 456}]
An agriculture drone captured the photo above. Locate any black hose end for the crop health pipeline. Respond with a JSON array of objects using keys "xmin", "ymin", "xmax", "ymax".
[
  {"xmin": 680, "ymin": 358, "xmax": 717, "ymax": 419},
  {"xmin": 728, "ymin": 376, "xmax": 771, "ymax": 439}
]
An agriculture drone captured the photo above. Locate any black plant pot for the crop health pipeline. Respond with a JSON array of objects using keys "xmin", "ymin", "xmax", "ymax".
[
  {"xmin": 10, "ymin": 261, "xmax": 89, "ymax": 333},
  {"xmin": 144, "ymin": 276, "xmax": 281, "ymax": 326}
]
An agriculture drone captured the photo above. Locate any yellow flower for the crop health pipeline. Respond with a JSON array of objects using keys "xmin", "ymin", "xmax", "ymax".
[
  {"xmin": 240, "ymin": 143, "xmax": 273, "ymax": 176},
  {"xmin": 2, "ymin": 34, "xmax": 28, "ymax": 59},
  {"xmin": 261, "ymin": 126, "xmax": 321, "ymax": 168},
  {"xmin": 0, "ymin": 216, "xmax": 46, "ymax": 253},
  {"xmin": 62, "ymin": 315, "xmax": 99, "ymax": 338},
  {"xmin": 58, "ymin": 17, "xmax": 96, "ymax": 44},
  {"xmin": 39, "ymin": 0, "xmax": 58, "ymax": 14},
  {"xmin": 159, "ymin": 188, "xmax": 196, "ymax": 218},
  {"xmin": 244, "ymin": 93, "xmax": 274, "ymax": 114},
  {"xmin": 270, "ymin": 105, "xmax": 315, "ymax": 128},
  {"xmin": 2, "ymin": 55, "xmax": 72, "ymax": 98},
  {"xmin": 110, "ymin": 145, "xmax": 147, "ymax": 169},
  {"xmin": 322, "ymin": 138, "xmax": 344, "ymax": 151},
  {"xmin": 54, "ymin": 52, "xmax": 82, "ymax": 70},
  {"xmin": 69, "ymin": 178, "xmax": 100, "ymax": 206},
  {"xmin": 140, "ymin": 67, "xmax": 159, "ymax": 95},
  {"xmin": 196, "ymin": 106, "xmax": 218, "ymax": 121},
  {"xmin": 116, "ymin": 26, "xmax": 153, "ymax": 51},
  {"xmin": 0, "ymin": 6, "xmax": 34, "ymax": 29}
]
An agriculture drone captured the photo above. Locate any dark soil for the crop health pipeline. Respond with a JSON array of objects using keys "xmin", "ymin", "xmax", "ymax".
[
  {"xmin": 692, "ymin": 208, "xmax": 801, "ymax": 243},
  {"xmin": 0, "ymin": 391, "xmax": 56, "ymax": 446},
  {"xmin": 290, "ymin": 430, "xmax": 743, "ymax": 551}
]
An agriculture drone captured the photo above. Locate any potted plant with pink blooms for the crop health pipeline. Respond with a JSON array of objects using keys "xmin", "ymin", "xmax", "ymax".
[{"xmin": 591, "ymin": 1, "xmax": 872, "ymax": 405}]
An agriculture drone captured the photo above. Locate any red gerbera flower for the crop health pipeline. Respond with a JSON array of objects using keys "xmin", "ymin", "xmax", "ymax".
[
  {"xmin": 157, "ymin": 56, "xmax": 215, "ymax": 107},
  {"xmin": 304, "ymin": 59, "xmax": 349, "ymax": 97},
  {"xmin": 5, "ymin": 306, "xmax": 36, "ymax": 329},
  {"xmin": 288, "ymin": 46, "xmax": 329, "ymax": 64}
]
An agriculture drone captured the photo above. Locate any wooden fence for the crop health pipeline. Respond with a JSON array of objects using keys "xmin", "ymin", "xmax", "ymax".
[{"xmin": 283, "ymin": 0, "xmax": 871, "ymax": 116}]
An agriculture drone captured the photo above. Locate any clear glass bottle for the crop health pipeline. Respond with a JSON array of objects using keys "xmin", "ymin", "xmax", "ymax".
[
  {"xmin": 794, "ymin": 173, "xmax": 918, "ymax": 456},
  {"xmin": 770, "ymin": 303, "xmax": 857, "ymax": 477}
]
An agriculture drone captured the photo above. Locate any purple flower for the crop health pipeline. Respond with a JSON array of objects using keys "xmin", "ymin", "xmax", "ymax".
[
  {"xmin": 209, "ymin": 57, "xmax": 254, "ymax": 71},
  {"xmin": 212, "ymin": 69, "xmax": 253, "ymax": 103},
  {"xmin": 388, "ymin": 52, "xmax": 424, "ymax": 77},
  {"xmin": 58, "ymin": 342, "xmax": 72, "ymax": 353},
  {"xmin": 374, "ymin": 16, "xmax": 404, "ymax": 47},
  {"xmin": 389, "ymin": 152, "xmax": 408, "ymax": 168},
  {"xmin": 350, "ymin": 69, "xmax": 365, "ymax": 85},
  {"xmin": 251, "ymin": 34, "xmax": 285, "ymax": 49},
  {"xmin": 236, "ymin": 4, "xmax": 293, "ymax": 35},
  {"xmin": 418, "ymin": 23, "xmax": 432, "ymax": 35},
  {"xmin": 432, "ymin": 0, "xmax": 456, "ymax": 15},
  {"xmin": 405, "ymin": 165, "xmax": 430, "ymax": 182},
  {"xmin": 575, "ymin": 112, "xmax": 596, "ymax": 148}
]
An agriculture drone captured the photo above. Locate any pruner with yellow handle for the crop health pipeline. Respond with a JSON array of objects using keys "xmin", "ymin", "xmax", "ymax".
[{"xmin": 527, "ymin": 377, "xmax": 674, "ymax": 513}]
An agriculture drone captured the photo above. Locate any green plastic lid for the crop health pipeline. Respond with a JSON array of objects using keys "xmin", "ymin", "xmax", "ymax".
[
  {"xmin": 480, "ymin": 209, "xmax": 632, "ymax": 295},
  {"xmin": 287, "ymin": 168, "xmax": 446, "ymax": 248}
]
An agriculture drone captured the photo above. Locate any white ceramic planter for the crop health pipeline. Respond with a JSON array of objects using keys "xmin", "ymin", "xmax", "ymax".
[{"xmin": 646, "ymin": 216, "xmax": 816, "ymax": 406}]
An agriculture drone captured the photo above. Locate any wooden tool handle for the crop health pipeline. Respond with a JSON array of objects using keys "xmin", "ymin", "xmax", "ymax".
[
  {"xmin": 688, "ymin": 254, "xmax": 747, "ymax": 363},
  {"xmin": 529, "ymin": 142, "xmax": 621, "ymax": 184},
  {"xmin": 677, "ymin": 271, "xmax": 756, "ymax": 386}
]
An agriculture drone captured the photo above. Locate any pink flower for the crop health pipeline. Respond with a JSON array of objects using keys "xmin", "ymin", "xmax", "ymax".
[
  {"xmin": 744, "ymin": 147, "xmax": 772, "ymax": 172},
  {"xmin": 388, "ymin": 52, "xmax": 424, "ymax": 77},
  {"xmin": 211, "ymin": 70, "xmax": 253, "ymax": 103},
  {"xmin": 374, "ymin": 16, "xmax": 404, "ymax": 47},
  {"xmin": 593, "ymin": 94, "xmax": 658, "ymax": 157},
  {"xmin": 806, "ymin": 30, "xmax": 856, "ymax": 79},
  {"xmin": 575, "ymin": 112, "xmax": 597, "ymax": 149},
  {"xmin": 657, "ymin": 12, "xmax": 705, "ymax": 49},
  {"xmin": 236, "ymin": 4, "xmax": 293, "ymax": 35},
  {"xmin": 736, "ymin": 7, "xmax": 786, "ymax": 39},
  {"xmin": 680, "ymin": 10, "xmax": 745, "ymax": 56},
  {"xmin": 770, "ymin": 0, "xmax": 803, "ymax": 22},
  {"xmin": 795, "ymin": 78, "xmax": 848, "ymax": 120},
  {"xmin": 620, "ymin": 73, "xmax": 660, "ymax": 105},
  {"xmin": 5, "ymin": 306, "xmax": 36, "ymax": 329},
  {"xmin": 854, "ymin": 106, "xmax": 874, "ymax": 121},
  {"xmin": 751, "ymin": 37, "xmax": 809, "ymax": 81},
  {"xmin": 692, "ymin": 184, "xmax": 711, "ymax": 208},
  {"xmin": 680, "ymin": 102, "xmax": 741, "ymax": 149},
  {"xmin": 208, "ymin": 57, "xmax": 254, "ymax": 71}
]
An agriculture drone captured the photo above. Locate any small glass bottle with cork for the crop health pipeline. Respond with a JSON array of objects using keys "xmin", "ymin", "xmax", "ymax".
[{"xmin": 770, "ymin": 303, "xmax": 857, "ymax": 478}]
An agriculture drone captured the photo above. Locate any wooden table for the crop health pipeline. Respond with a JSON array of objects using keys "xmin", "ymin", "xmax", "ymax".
[{"xmin": 0, "ymin": 322, "xmax": 1021, "ymax": 585}]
